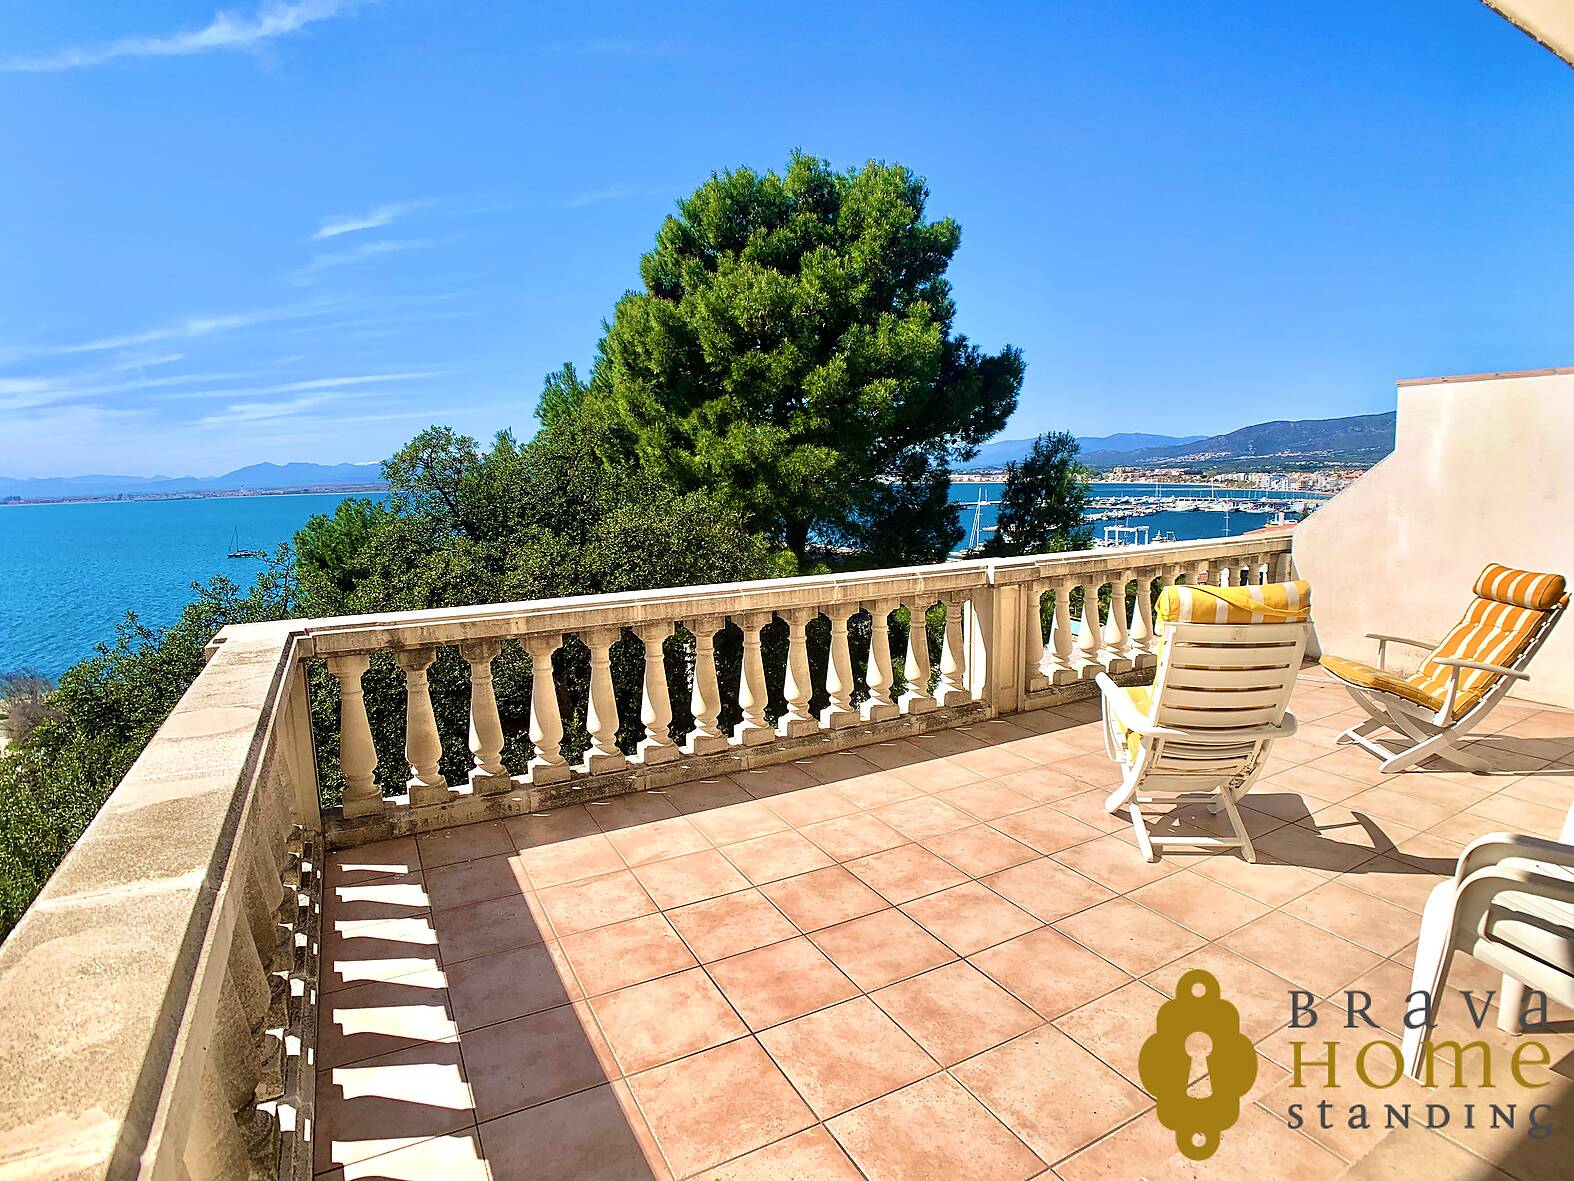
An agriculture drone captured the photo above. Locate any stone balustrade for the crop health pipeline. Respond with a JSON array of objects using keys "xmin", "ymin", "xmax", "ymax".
[
  {"xmin": 296, "ymin": 535, "xmax": 1293, "ymax": 843},
  {"xmin": 0, "ymin": 532, "xmax": 1290, "ymax": 1179},
  {"xmin": 299, "ymin": 560, "xmax": 992, "ymax": 841}
]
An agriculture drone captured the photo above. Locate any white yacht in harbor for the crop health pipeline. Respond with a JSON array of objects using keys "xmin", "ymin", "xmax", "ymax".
[{"xmin": 1094, "ymin": 523, "xmax": 1176, "ymax": 548}]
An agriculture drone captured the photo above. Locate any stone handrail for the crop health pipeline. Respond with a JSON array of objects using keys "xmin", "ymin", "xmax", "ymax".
[
  {"xmin": 0, "ymin": 532, "xmax": 1290, "ymax": 1179},
  {"xmin": 297, "ymin": 534, "xmax": 1293, "ymax": 842},
  {"xmin": 0, "ymin": 624, "xmax": 321, "ymax": 1180}
]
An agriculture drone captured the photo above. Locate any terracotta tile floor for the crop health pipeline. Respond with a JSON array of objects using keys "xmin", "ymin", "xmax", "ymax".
[{"xmin": 315, "ymin": 667, "xmax": 1574, "ymax": 1180}]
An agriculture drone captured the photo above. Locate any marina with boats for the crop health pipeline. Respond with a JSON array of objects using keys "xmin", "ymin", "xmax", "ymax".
[{"xmin": 949, "ymin": 480, "xmax": 1329, "ymax": 557}]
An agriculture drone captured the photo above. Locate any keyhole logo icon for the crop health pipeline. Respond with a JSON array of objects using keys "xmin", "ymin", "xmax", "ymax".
[{"xmin": 1139, "ymin": 969, "xmax": 1257, "ymax": 1161}]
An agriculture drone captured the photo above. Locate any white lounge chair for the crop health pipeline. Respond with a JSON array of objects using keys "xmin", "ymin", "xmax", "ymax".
[
  {"xmin": 1401, "ymin": 801, "xmax": 1574, "ymax": 1080},
  {"xmin": 1097, "ymin": 580, "xmax": 1311, "ymax": 863},
  {"xmin": 1322, "ymin": 563, "xmax": 1568, "ymax": 774}
]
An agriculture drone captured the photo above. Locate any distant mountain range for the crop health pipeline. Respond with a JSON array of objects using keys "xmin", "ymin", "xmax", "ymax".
[
  {"xmin": 7, "ymin": 411, "xmax": 1397, "ymax": 501},
  {"xmin": 1077, "ymin": 412, "xmax": 1396, "ymax": 469},
  {"xmin": 961, "ymin": 413, "xmax": 1396, "ymax": 472},
  {"xmin": 966, "ymin": 432, "xmax": 1205, "ymax": 469},
  {"xmin": 0, "ymin": 462, "xmax": 386, "ymax": 502}
]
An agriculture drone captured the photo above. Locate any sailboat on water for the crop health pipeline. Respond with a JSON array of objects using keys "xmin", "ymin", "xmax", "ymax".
[{"xmin": 227, "ymin": 527, "xmax": 266, "ymax": 559}]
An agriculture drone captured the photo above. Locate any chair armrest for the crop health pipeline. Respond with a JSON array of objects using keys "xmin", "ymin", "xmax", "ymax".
[
  {"xmin": 1455, "ymin": 863, "xmax": 1574, "ymax": 922},
  {"xmin": 1094, "ymin": 672, "xmax": 1152, "ymax": 734},
  {"xmin": 1432, "ymin": 655, "xmax": 1530, "ymax": 681},
  {"xmin": 1367, "ymin": 632, "xmax": 1439, "ymax": 672},
  {"xmin": 1093, "ymin": 673, "xmax": 1299, "ymax": 744},
  {"xmin": 1456, "ymin": 831, "xmax": 1574, "ymax": 882},
  {"xmin": 1366, "ymin": 633, "xmax": 1439, "ymax": 651}
]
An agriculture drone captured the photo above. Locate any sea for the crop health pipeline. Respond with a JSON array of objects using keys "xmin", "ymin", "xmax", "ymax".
[
  {"xmin": 0, "ymin": 493, "xmax": 366, "ymax": 678},
  {"xmin": 0, "ymin": 482, "xmax": 1323, "ymax": 678},
  {"xmin": 951, "ymin": 481, "xmax": 1320, "ymax": 551}
]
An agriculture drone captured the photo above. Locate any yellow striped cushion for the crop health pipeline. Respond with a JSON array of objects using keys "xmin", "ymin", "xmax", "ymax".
[
  {"xmin": 1321, "ymin": 579, "xmax": 1563, "ymax": 717},
  {"xmin": 1409, "ymin": 596, "xmax": 1550, "ymax": 715},
  {"xmin": 1473, "ymin": 564, "xmax": 1566, "ymax": 610},
  {"xmin": 1155, "ymin": 580, "xmax": 1311, "ymax": 626},
  {"xmin": 1320, "ymin": 654, "xmax": 1444, "ymax": 712},
  {"xmin": 1119, "ymin": 582, "xmax": 1311, "ymax": 758}
]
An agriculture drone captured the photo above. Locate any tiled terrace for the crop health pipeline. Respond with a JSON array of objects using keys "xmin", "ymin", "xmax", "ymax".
[{"xmin": 317, "ymin": 666, "xmax": 1574, "ymax": 1181}]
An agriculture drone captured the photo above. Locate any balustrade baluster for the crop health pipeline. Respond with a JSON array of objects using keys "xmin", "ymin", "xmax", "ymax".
[
  {"xmin": 459, "ymin": 638, "xmax": 510, "ymax": 794},
  {"xmin": 1074, "ymin": 580, "xmax": 1105, "ymax": 674},
  {"xmin": 1102, "ymin": 571, "xmax": 1134, "ymax": 673},
  {"xmin": 524, "ymin": 633, "xmax": 571, "ymax": 784},
  {"xmin": 1127, "ymin": 569, "xmax": 1157, "ymax": 667},
  {"xmin": 685, "ymin": 616, "xmax": 731, "ymax": 755},
  {"xmin": 1155, "ymin": 564, "xmax": 1187, "ymax": 659},
  {"xmin": 1042, "ymin": 577, "xmax": 1077, "ymax": 684},
  {"xmin": 734, "ymin": 611, "xmax": 774, "ymax": 745},
  {"xmin": 862, "ymin": 600, "xmax": 900, "ymax": 722},
  {"xmin": 325, "ymin": 653, "xmax": 381, "ymax": 818},
  {"xmin": 778, "ymin": 607, "xmax": 820, "ymax": 737},
  {"xmin": 634, "ymin": 622, "xmax": 679, "ymax": 765},
  {"xmin": 394, "ymin": 647, "xmax": 452, "ymax": 806},
  {"xmin": 935, "ymin": 596, "xmax": 968, "ymax": 705},
  {"xmin": 821, "ymin": 606, "xmax": 859, "ymax": 728},
  {"xmin": 582, "ymin": 627, "xmax": 627, "ymax": 773},
  {"xmin": 899, "ymin": 600, "xmax": 936, "ymax": 714}
]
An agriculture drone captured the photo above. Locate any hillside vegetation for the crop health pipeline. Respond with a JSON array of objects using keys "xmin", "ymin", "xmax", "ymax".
[{"xmin": 1078, "ymin": 411, "xmax": 1395, "ymax": 471}]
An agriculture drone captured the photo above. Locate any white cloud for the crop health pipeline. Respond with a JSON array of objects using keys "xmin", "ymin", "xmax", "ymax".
[
  {"xmin": 0, "ymin": 360, "xmax": 279, "ymax": 412},
  {"xmin": 23, "ymin": 302, "xmax": 334, "ymax": 359},
  {"xmin": 562, "ymin": 185, "xmax": 643, "ymax": 209},
  {"xmin": 1, "ymin": 1, "xmax": 373, "ymax": 73},
  {"xmin": 195, "ymin": 393, "xmax": 339, "ymax": 427},
  {"xmin": 291, "ymin": 238, "xmax": 431, "ymax": 284},
  {"xmin": 155, "ymin": 370, "xmax": 441, "ymax": 400},
  {"xmin": 314, "ymin": 199, "xmax": 437, "ymax": 240}
]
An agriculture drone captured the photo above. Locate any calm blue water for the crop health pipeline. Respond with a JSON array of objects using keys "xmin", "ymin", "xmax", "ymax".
[
  {"xmin": 0, "ymin": 494, "xmax": 368, "ymax": 677},
  {"xmin": 1, "ymin": 481, "xmax": 1316, "ymax": 679},
  {"xmin": 948, "ymin": 482, "xmax": 1307, "ymax": 550}
]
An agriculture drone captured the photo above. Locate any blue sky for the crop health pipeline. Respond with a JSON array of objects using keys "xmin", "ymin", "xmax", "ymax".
[{"xmin": 1, "ymin": 1, "xmax": 1570, "ymax": 478}]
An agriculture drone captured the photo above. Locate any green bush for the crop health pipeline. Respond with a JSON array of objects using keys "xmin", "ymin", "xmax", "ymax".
[{"xmin": 0, "ymin": 568, "xmax": 293, "ymax": 935}]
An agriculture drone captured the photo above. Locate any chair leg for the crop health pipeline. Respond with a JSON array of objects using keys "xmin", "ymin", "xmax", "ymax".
[
  {"xmin": 1403, "ymin": 882, "xmax": 1459, "ymax": 1080},
  {"xmin": 1216, "ymin": 790, "xmax": 1256, "ymax": 863},
  {"xmin": 1379, "ymin": 740, "xmax": 1443, "ymax": 775},
  {"xmin": 1344, "ymin": 688, "xmax": 1402, "ymax": 735},
  {"xmin": 1379, "ymin": 729, "xmax": 1489, "ymax": 775},
  {"xmin": 1337, "ymin": 718, "xmax": 1384, "ymax": 747},
  {"xmin": 1498, "ymin": 974, "xmax": 1528, "ymax": 1035},
  {"xmin": 1430, "ymin": 742, "xmax": 1492, "ymax": 774},
  {"xmin": 1129, "ymin": 803, "xmax": 1157, "ymax": 862}
]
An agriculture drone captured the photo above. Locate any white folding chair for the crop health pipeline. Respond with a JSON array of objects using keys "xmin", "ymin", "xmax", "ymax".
[
  {"xmin": 1323, "ymin": 563, "xmax": 1568, "ymax": 774},
  {"xmin": 1099, "ymin": 581, "xmax": 1311, "ymax": 863}
]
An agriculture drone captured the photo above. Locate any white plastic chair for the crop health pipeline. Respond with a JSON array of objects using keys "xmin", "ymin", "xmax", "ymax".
[
  {"xmin": 1098, "ymin": 581, "xmax": 1311, "ymax": 863},
  {"xmin": 1401, "ymin": 802, "xmax": 1574, "ymax": 1080}
]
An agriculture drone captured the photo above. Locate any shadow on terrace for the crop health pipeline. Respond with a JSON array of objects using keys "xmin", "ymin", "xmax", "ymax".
[{"xmin": 316, "ymin": 668, "xmax": 1574, "ymax": 1180}]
